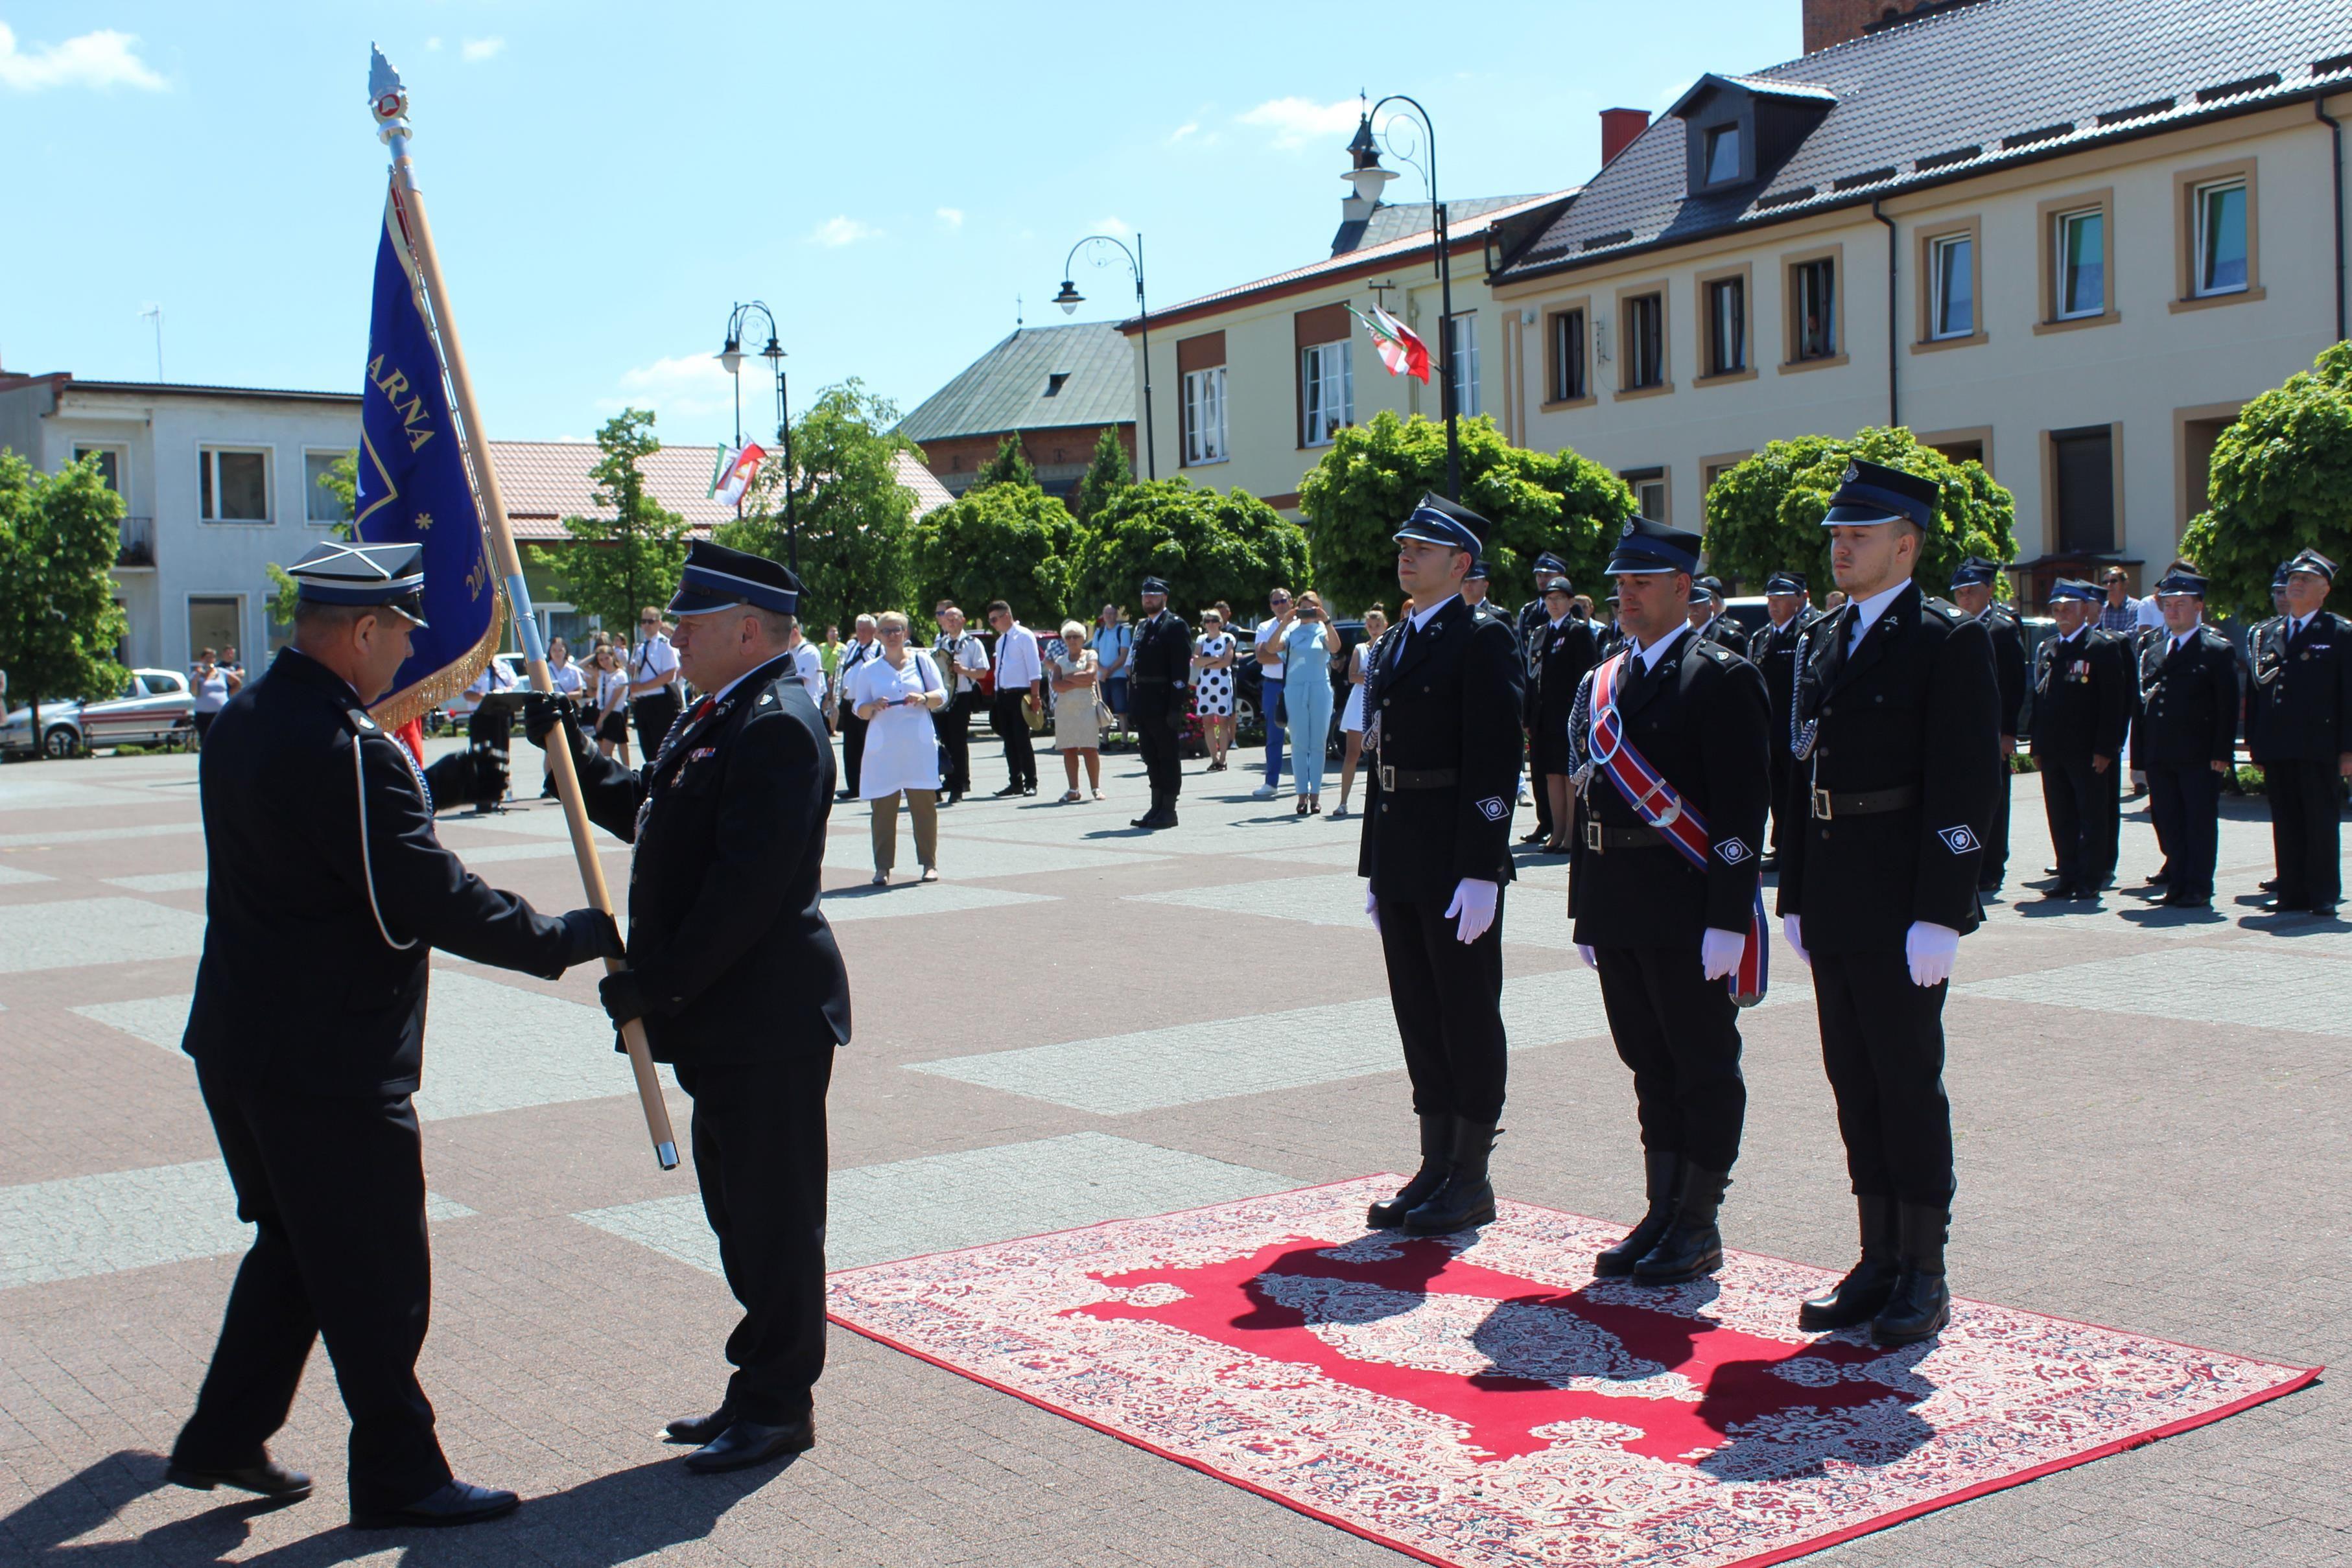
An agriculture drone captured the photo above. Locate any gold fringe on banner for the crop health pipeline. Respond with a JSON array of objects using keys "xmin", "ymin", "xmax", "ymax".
[{"xmin": 368, "ymin": 573, "xmax": 505, "ymax": 732}]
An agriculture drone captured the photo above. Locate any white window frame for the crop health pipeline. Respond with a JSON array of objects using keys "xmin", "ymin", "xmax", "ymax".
[
  {"xmin": 1549, "ymin": 308, "xmax": 1588, "ymax": 403},
  {"xmin": 301, "ymin": 447, "xmax": 353, "ymax": 526},
  {"xmin": 1181, "ymin": 366, "xmax": 1228, "ymax": 466},
  {"xmin": 1791, "ymin": 259, "xmax": 1838, "ymax": 359},
  {"xmin": 1928, "ymin": 232, "xmax": 1975, "ymax": 340},
  {"xmin": 199, "ymin": 446, "xmax": 274, "ymax": 524},
  {"xmin": 2054, "ymin": 207, "xmax": 2106, "ymax": 320},
  {"xmin": 1705, "ymin": 277, "xmax": 1745, "ymax": 374},
  {"xmin": 1623, "ymin": 293, "xmax": 1665, "ymax": 388},
  {"xmin": 1446, "ymin": 312, "xmax": 1481, "ymax": 419},
  {"xmin": 2191, "ymin": 178, "xmax": 2250, "ymax": 298},
  {"xmin": 73, "ymin": 443, "xmax": 128, "ymax": 495},
  {"xmin": 1300, "ymin": 339, "xmax": 1353, "ymax": 447}
]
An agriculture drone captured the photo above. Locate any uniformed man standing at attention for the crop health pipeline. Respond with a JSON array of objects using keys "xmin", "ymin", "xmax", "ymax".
[
  {"xmin": 1359, "ymin": 495, "xmax": 1526, "ymax": 1235},
  {"xmin": 2248, "ymin": 549, "xmax": 2352, "ymax": 916},
  {"xmin": 1127, "ymin": 576, "xmax": 1192, "ymax": 830},
  {"xmin": 1516, "ymin": 552, "xmax": 1571, "ymax": 670},
  {"xmin": 1754, "ymin": 571, "xmax": 1819, "ymax": 872},
  {"xmin": 527, "ymin": 539, "xmax": 851, "ymax": 1473},
  {"xmin": 1947, "ymin": 558, "xmax": 2025, "ymax": 895},
  {"xmin": 2132, "ymin": 570, "xmax": 2239, "ymax": 908},
  {"xmin": 173, "ymin": 543, "xmax": 620, "ymax": 1530},
  {"xmin": 1686, "ymin": 576, "xmax": 1750, "ymax": 659},
  {"xmin": 1568, "ymin": 518, "xmax": 1770, "ymax": 1285},
  {"xmin": 1526, "ymin": 576, "xmax": 1598, "ymax": 854},
  {"xmin": 1780, "ymin": 460, "xmax": 1998, "ymax": 1347},
  {"xmin": 2030, "ymin": 580, "xmax": 2132, "ymax": 902}
]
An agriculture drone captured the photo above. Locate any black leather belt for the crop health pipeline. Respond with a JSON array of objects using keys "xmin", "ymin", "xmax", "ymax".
[
  {"xmin": 1809, "ymin": 784, "xmax": 1920, "ymax": 820},
  {"xmin": 1584, "ymin": 821, "xmax": 1667, "ymax": 852},
  {"xmin": 1378, "ymin": 765, "xmax": 1458, "ymax": 790}
]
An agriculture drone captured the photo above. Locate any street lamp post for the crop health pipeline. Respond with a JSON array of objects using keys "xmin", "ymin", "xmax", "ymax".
[
  {"xmin": 1366, "ymin": 94, "xmax": 1459, "ymax": 500},
  {"xmin": 1053, "ymin": 233, "xmax": 1156, "ymax": 480},
  {"xmin": 718, "ymin": 299, "xmax": 799, "ymax": 572}
]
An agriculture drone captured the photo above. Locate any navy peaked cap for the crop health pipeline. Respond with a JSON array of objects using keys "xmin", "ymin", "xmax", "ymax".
[
  {"xmin": 1605, "ymin": 515, "xmax": 1702, "ymax": 576},
  {"xmin": 287, "ymin": 541, "xmax": 429, "ymax": 627},
  {"xmin": 2154, "ymin": 570, "xmax": 2208, "ymax": 596},
  {"xmin": 2048, "ymin": 578, "xmax": 2102, "ymax": 605},
  {"xmin": 669, "ymin": 539, "xmax": 801, "ymax": 617},
  {"xmin": 1824, "ymin": 459, "xmax": 1940, "ymax": 531},
  {"xmin": 1139, "ymin": 576, "xmax": 1169, "ymax": 595},
  {"xmin": 1464, "ymin": 558, "xmax": 1491, "ymax": 582},
  {"xmin": 1393, "ymin": 492, "xmax": 1487, "ymax": 555},
  {"xmin": 1764, "ymin": 571, "xmax": 1808, "ymax": 594},
  {"xmin": 2287, "ymin": 548, "xmax": 2337, "ymax": 582},
  {"xmin": 1949, "ymin": 555, "xmax": 2001, "ymax": 589}
]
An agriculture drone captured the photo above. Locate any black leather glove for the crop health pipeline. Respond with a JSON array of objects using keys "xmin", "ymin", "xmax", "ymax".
[
  {"xmin": 522, "ymin": 692, "xmax": 587, "ymax": 755},
  {"xmin": 599, "ymin": 969, "xmax": 652, "ymax": 1029},
  {"xmin": 559, "ymin": 907, "xmax": 625, "ymax": 968}
]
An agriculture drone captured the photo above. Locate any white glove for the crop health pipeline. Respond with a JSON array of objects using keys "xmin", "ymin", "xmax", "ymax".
[
  {"xmin": 1905, "ymin": 920, "xmax": 1960, "ymax": 988},
  {"xmin": 1700, "ymin": 927, "xmax": 1745, "ymax": 981},
  {"xmin": 1782, "ymin": 913, "xmax": 1809, "ymax": 969},
  {"xmin": 1576, "ymin": 943, "xmax": 1598, "ymax": 970},
  {"xmin": 1364, "ymin": 885, "xmax": 1380, "ymax": 935},
  {"xmin": 1443, "ymin": 878, "xmax": 1499, "ymax": 944}
]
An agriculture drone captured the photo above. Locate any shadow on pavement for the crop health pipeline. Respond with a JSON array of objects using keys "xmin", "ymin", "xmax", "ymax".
[{"xmin": 3, "ymin": 1449, "xmax": 775, "ymax": 1567}]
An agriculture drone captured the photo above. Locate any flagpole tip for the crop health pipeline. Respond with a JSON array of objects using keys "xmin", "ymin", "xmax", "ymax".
[{"xmin": 369, "ymin": 45, "xmax": 411, "ymax": 146}]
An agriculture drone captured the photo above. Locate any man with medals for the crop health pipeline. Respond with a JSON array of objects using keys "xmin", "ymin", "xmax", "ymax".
[
  {"xmin": 1566, "ymin": 517, "xmax": 1771, "ymax": 1283},
  {"xmin": 1947, "ymin": 557, "xmax": 2027, "ymax": 893},
  {"xmin": 2249, "ymin": 548, "xmax": 2352, "ymax": 916},
  {"xmin": 2030, "ymin": 579, "xmax": 2132, "ymax": 902},
  {"xmin": 1779, "ymin": 460, "xmax": 1999, "ymax": 1346}
]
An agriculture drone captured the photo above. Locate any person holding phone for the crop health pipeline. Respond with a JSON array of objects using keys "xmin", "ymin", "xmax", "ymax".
[
  {"xmin": 845, "ymin": 611, "xmax": 947, "ymax": 884},
  {"xmin": 1280, "ymin": 591, "xmax": 1343, "ymax": 814}
]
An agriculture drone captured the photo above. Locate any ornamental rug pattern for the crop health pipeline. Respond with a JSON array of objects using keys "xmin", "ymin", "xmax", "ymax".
[{"xmin": 826, "ymin": 1178, "xmax": 2317, "ymax": 1568}]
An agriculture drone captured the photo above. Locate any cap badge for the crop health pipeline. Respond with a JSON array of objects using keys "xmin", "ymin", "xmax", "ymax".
[
  {"xmin": 1841, "ymin": 464, "xmax": 1861, "ymax": 484},
  {"xmin": 1619, "ymin": 520, "xmax": 1636, "ymax": 538}
]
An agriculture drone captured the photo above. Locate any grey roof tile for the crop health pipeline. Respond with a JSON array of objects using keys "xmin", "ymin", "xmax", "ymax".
[{"xmin": 897, "ymin": 322, "xmax": 1133, "ymax": 444}]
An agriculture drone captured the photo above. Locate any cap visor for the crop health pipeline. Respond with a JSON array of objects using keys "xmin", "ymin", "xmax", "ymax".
[{"xmin": 666, "ymin": 588, "xmax": 744, "ymax": 615}]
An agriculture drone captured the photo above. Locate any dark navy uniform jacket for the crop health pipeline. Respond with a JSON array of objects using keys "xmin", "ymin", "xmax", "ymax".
[
  {"xmin": 573, "ymin": 651, "xmax": 850, "ymax": 1065},
  {"xmin": 183, "ymin": 647, "xmax": 574, "ymax": 1096},
  {"xmin": 1127, "ymin": 610, "xmax": 1193, "ymax": 690},
  {"xmin": 1693, "ymin": 614, "xmax": 1751, "ymax": 661},
  {"xmin": 1778, "ymin": 585, "xmax": 2000, "ymax": 954},
  {"xmin": 1979, "ymin": 605, "xmax": 2028, "ymax": 737},
  {"xmin": 2249, "ymin": 610, "xmax": 2352, "ymax": 764},
  {"xmin": 1358, "ymin": 597, "xmax": 1525, "ymax": 901},
  {"xmin": 2132, "ymin": 624, "xmax": 2239, "ymax": 767},
  {"xmin": 2030, "ymin": 627, "xmax": 2131, "ymax": 766},
  {"xmin": 1756, "ymin": 607, "xmax": 1822, "ymax": 757}
]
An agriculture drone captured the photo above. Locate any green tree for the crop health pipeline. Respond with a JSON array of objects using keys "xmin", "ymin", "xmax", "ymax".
[
  {"xmin": 1702, "ymin": 426, "xmax": 2016, "ymax": 596},
  {"xmin": 970, "ymin": 433, "xmax": 1037, "ymax": 491},
  {"xmin": 2181, "ymin": 341, "xmax": 2352, "ymax": 620},
  {"xmin": 527, "ymin": 408, "xmax": 692, "ymax": 633},
  {"xmin": 722, "ymin": 379, "xmax": 921, "ymax": 632},
  {"xmin": 266, "ymin": 450, "xmax": 357, "ymax": 627},
  {"xmin": 1070, "ymin": 426, "xmax": 1135, "ymax": 528},
  {"xmin": 911, "ymin": 481, "xmax": 1085, "ymax": 624},
  {"xmin": 1073, "ymin": 479, "xmax": 1311, "ymax": 619},
  {"xmin": 0, "ymin": 451, "xmax": 130, "ymax": 747},
  {"xmin": 1297, "ymin": 411, "xmax": 1632, "ymax": 620}
]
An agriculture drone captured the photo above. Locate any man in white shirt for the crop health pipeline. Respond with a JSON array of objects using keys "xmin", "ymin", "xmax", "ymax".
[
  {"xmin": 539, "ymin": 636, "xmax": 583, "ymax": 799},
  {"xmin": 832, "ymin": 614, "xmax": 882, "ymax": 800},
  {"xmin": 629, "ymin": 607, "xmax": 684, "ymax": 759},
  {"xmin": 985, "ymin": 599, "xmax": 1042, "ymax": 795},
  {"xmin": 932, "ymin": 602, "xmax": 991, "ymax": 802},
  {"xmin": 787, "ymin": 625, "xmax": 825, "ymax": 707},
  {"xmin": 1252, "ymin": 587, "xmax": 1295, "ymax": 798}
]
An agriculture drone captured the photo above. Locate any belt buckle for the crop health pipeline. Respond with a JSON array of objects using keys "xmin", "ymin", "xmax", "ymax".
[
  {"xmin": 1811, "ymin": 786, "xmax": 1834, "ymax": 821},
  {"xmin": 1584, "ymin": 819, "xmax": 1603, "ymax": 852},
  {"xmin": 1378, "ymin": 763, "xmax": 1396, "ymax": 793}
]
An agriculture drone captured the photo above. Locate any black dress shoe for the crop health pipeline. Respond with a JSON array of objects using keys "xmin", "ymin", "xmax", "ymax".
[
  {"xmin": 1367, "ymin": 1115, "xmax": 1452, "ymax": 1228},
  {"xmin": 2161, "ymin": 891, "xmax": 2213, "ymax": 909},
  {"xmin": 685, "ymin": 1416, "xmax": 816, "ymax": 1473},
  {"xmin": 2312, "ymin": 904, "xmax": 2340, "ymax": 919},
  {"xmin": 165, "ymin": 1456, "xmax": 312, "ymax": 1500},
  {"xmin": 351, "ymin": 1479, "xmax": 519, "ymax": 1531},
  {"xmin": 2263, "ymin": 896, "xmax": 2312, "ymax": 914},
  {"xmin": 2259, "ymin": 877, "xmax": 2281, "ymax": 892},
  {"xmin": 662, "ymin": 1405, "xmax": 735, "ymax": 1445},
  {"xmin": 992, "ymin": 782, "xmax": 1024, "ymax": 797}
]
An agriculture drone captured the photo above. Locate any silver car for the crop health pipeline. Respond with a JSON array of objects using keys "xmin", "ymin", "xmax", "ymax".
[{"xmin": 1, "ymin": 668, "xmax": 198, "ymax": 758}]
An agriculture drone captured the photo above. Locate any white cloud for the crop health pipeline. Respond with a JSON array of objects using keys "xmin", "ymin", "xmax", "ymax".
[
  {"xmin": 808, "ymin": 215, "xmax": 880, "ymax": 247},
  {"xmin": 461, "ymin": 37, "xmax": 504, "ymax": 64},
  {"xmin": 935, "ymin": 206, "xmax": 964, "ymax": 230},
  {"xmin": 1090, "ymin": 215, "xmax": 1133, "ymax": 241},
  {"xmin": 1237, "ymin": 95, "xmax": 1359, "ymax": 151},
  {"xmin": 425, "ymin": 36, "xmax": 443, "ymax": 51},
  {"xmin": 1168, "ymin": 121, "xmax": 1198, "ymax": 143},
  {"xmin": 615, "ymin": 353, "xmax": 738, "ymax": 419},
  {"xmin": 0, "ymin": 23, "xmax": 164, "ymax": 91}
]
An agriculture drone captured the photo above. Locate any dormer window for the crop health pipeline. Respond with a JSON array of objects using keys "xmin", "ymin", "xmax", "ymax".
[
  {"xmin": 1044, "ymin": 372, "xmax": 1071, "ymax": 397},
  {"xmin": 1704, "ymin": 124, "xmax": 1741, "ymax": 186},
  {"xmin": 1667, "ymin": 73, "xmax": 1835, "ymax": 198}
]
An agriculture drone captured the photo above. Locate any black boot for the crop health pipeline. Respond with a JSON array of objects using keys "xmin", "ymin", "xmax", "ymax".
[
  {"xmin": 1798, "ymin": 1195, "xmax": 1901, "ymax": 1331},
  {"xmin": 1872, "ymin": 1201, "xmax": 1952, "ymax": 1346},
  {"xmin": 1403, "ymin": 1119, "xmax": 1499, "ymax": 1233},
  {"xmin": 1632, "ymin": 1164, "xmax": 1730, "ymax": 1285},
  {"xmin": 1367, "ymin": 1115, "xmax": 1452, "ymax": 1228},
  {"xmin": 1132, "ymin": 790, "xmax": 1171, "ymax": 829},
  {"xmin": 1593, "ymin": 1151, "xmax": 1682, "ymax": 1277}
]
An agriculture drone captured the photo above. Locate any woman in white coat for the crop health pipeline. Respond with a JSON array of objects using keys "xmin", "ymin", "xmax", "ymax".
[{"xmin": 845, "ymin": 611, "xmax": 947, "ymax": 883}]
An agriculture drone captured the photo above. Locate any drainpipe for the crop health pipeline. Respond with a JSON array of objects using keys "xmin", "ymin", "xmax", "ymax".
[
  {"xmin": 2319, "ymin": 97, "xmax": 2347, "ymax": 344},
  {"xmin": 1872, "ymin": 197, "xmax": 1899, "ymax": 427}
]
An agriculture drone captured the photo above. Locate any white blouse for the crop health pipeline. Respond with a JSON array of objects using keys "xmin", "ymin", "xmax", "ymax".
[{"xmin": 845, "ymin": 653, "xmax": 943, "ymax": 798}]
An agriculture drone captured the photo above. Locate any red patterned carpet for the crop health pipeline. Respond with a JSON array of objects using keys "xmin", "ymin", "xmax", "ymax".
[{"xmin": 827, "ymin": 1178, "xmax": 2316, "ymax": 1568}]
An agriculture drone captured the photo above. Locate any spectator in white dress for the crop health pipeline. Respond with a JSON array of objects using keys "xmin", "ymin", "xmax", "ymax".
[
  {"xmin": 587, "ymin": 642, "xmax": 631, "ymax": 765},
  {"xmin": 846, "ymin": 611, "xmax": 947, "ymax": 885},
  {"xmin": 1046, "ymin": 621, "xmax": 1103, "ymax": 802},
  {"xmin": 1191, "ymin": 609, "xmax": 1238, "ymax": 772},
  {"xmin": 1334, "ymin": 605, "xmax": 1387, "ymax": 819},
  {"xmin": 539, "ymin": 636, "xmax": 584, "ymax": 797}
]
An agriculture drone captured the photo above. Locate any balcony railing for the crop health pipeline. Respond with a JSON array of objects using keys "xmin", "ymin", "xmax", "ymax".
[{"xmin": 115, "ymin": 516, "xmax": 154, "ymax": 568}]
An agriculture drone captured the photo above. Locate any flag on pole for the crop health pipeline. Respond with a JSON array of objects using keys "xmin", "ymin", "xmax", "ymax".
[
  {"xmin": 349, "ymin": 183, "xmax": 503, "ymax": 729},
  {"xmin": 1350, "ymin": 304, "xmax": 1432, "ymax": 384},
  {"xmin": 711, "ymin": 441, "xmax": 767, "ymax": 509}
]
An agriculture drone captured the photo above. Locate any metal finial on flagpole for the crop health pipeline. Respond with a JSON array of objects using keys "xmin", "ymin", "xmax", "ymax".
[{"xmin": 368, "ymin": 45, "xmax": 411, "ymax": 152}]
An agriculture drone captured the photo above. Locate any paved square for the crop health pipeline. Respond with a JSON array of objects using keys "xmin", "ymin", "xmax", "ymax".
[{"xmin": 0, "ymin": 898, "xmax": 207, "ymax": 974}]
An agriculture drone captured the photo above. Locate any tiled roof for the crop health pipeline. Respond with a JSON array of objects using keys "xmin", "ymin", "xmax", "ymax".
[
  {"xmin": 897, "ymin": 323, "xmax": 1134, "ymax": 445},
  {"xmin": 27, "ymin": 374, "xmax": 361, "ymax": 406},
  {"xmin": 1333, "ymin": 194, "xmax": 1548, "ymax": 257},
  {"xmin": 1495, "ymin": 0, "xmax": 2352, "ymax": 283},
  {"xmin": 1127, "ymin": 190, "xmax": 1578, "ymax": 333},
  {"xmin": 491, "ymin": 443, "xmax": 952, "ymax": 540}
]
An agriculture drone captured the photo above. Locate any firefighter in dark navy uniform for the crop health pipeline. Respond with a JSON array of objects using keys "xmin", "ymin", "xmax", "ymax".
[
  {"xmin": 1947, "ymin": 557, "xmax": 2025, "ymax": 893},
  {"xmin": 528, "ymin": 539, "xmax": 851, "ymax": 1474},
  {"xmin": 2132, "ymin": 570, "xmax": 2239, "ymax": 907},
  {"xmin": 2248, "ymin": 548, "xmax": 2352, "ymax": 915},
  {"xmin": 1779, "ymin": 460, "xmax": 1999, "ymax": 1348},
  {"xmin": 1127, "ymin": 576, "xmax": 1193, "ymax": 829},
  {"xmin": 1527, "ymin": 576, "xmax": 1598, "ymax": 852},
  {"xmin": 1687, "ymin": 576, "xmax": 1750, "ymax": 659},
  {"xmin": 2030, "ymin": 579, "xmax": 2132, "ymax": 902},
  {"xmin": 172, "ymin": 543, "xmax": 618, "ymax": 1530},
  {"xmin": 1515, "ymin": 551, "xmax": 1571, "ymax": 670},
  {"xmin": 1755, "ymin": 571, "xmax": 1820, "ymax": 871},
  {"xmin": 1568, "ymin": 518, "xmax": 1771, "ymax": 1286},
  {"xmin": 1358, "ymin": 495, "xmax": 1526, "ymax": 1236}
]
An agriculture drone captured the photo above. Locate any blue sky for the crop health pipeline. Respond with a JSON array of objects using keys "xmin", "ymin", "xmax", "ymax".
[{"xmin": 0, "ymin": 3, "xmax": 1798, "ymax": 449}]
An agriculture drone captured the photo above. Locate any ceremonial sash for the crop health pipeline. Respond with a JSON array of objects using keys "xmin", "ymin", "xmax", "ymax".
[{"xmin": 1588, "ymin": 651, "xmax": 1769, "ymax": 1005}]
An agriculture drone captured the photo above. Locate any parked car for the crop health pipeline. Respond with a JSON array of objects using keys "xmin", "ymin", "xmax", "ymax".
[{"xmin": 1, "ymin": 668, "xmax": 197, "ymax": 758}]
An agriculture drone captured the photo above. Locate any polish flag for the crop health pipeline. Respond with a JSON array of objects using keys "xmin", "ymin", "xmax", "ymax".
[
  {"xmin": 712, "ymin": 441, "xmax": 766, "ymax": 508},
  {"xmin": 1352, "ymin": 305, "xmax": 1431, "ymax": 383}
]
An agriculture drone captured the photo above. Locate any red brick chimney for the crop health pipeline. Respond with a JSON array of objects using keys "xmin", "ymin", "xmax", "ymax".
[
  {"xmin": 1600, "ymin": 108, "xmax": 1649, "ymax": 167},
  {"xmin": 1804, "ymin": 0, "xmax": 1890, "ymax": 53}
]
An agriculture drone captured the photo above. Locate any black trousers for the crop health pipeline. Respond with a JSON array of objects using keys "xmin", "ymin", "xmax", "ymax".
[
  {"xmin": 1133, "ymin": 685, "xmax": 1183, "ymax": 799},
  {"xmin": 989, "ymin": 688, "xmax": 1036, "ymax": 788},
  {"xmin": 2041, "ymin": 755, "xmax": 2119, "ymax": 887},
  {"xmin": 174, "ymin": 1065, "xmax": 449, "ymax": 1513},
  {"xmin": 632, "ymin": 690, "xmax": 682, "ymax": 762},
  {"xmin": 1593, "ymin": 946, "xmax": 1746, "ymax": 1172},
  {"xmin": 673, "ymin": 1050, "xmax": 836, "ymax": 1425},
  {"xmin": 2266, "ymin": 756, "xmax": 2345, "ymax": 907},
  {"xmin": 1376, "ymin": 891, "xmax": 1509, "ymax": 1125},
  {"xmin": 1811, "ymin": 952, "xmax": 1955, "ymax": 1204},
  {"xmin": 1532, "ymin": 733, "xmax": 1555, "ymax": 841},
  {"xmin": 1767, "ymin": 746, "xmax": 1793, "ymax": 861},
  {"xmin": 1982, "ymin": 751, "xmax": 2014, "ymax": 887},
  {"xmin": 934, "ymin": 695, "xmax": 973, "ymax": 794},
  {"xmin": 2147, "ymin": 763, "xmax": 2222, "ymax": 899},
  {"xmin": 838, "ymin": 711, "xmax": 869, "ymax": 795}
]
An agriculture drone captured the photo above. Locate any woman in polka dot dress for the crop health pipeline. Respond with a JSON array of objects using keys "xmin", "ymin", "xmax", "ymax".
[{"xmin": 1191, "ymin": 609, "xmax": 1238, "ymax": 771}]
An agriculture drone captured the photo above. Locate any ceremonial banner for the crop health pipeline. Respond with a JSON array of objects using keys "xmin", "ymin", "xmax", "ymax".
[
  {"xmin": 351, "ymin": 185, "xmax": 504, "ymax": 729},
  {"xmin": 830, "ymin": 1178, "xmax": 2315, "ymax": 1568}
]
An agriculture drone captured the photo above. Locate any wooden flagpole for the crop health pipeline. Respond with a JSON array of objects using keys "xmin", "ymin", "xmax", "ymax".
[{"xmin": 369, "ymin": 48, "xmax": 678, "ymax": 1170}]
